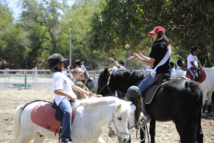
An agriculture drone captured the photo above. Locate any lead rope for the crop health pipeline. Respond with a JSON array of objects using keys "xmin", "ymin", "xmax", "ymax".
[{"xmin": 136, "ymin": 121, "xmax": 150, "ymax": 143}]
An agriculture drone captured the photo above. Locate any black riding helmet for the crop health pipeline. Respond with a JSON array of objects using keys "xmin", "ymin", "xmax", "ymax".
[
  {"xmin": 125, "ymin": 86, "xmax": 142, "ymax": 99},
  {"xmin": 47, "ymin": 53, "xmax": 68, "ymax": 72},
  {"xmin": 190, "ymin": 46, "xmax": 198, "ymax": 53}
]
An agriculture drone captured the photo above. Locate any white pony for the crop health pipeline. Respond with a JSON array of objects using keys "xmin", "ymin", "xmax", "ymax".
[
  {"xmin": 171, "ymin": 67, "xmax": 214, "ymax": 107},
  {"xmin": 14, "ymin": 97, "xmax": 131, "ymax": 143}
]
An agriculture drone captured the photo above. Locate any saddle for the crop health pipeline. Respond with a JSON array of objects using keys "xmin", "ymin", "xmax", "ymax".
[
  {"xmin": 142, "ymin": 74, "xmax": 170, "ymax": 105},
  {"xmin": 31, "ymin": 101, "xmax": 76, "ymax": 136},
  {"xmin": 186, "ymin": 69, "xmax": 206, "ymax": 83}
]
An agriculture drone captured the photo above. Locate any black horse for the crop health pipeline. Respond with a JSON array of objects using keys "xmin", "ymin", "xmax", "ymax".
[{"xmin": 97, "ymin": 68, "xmax": 203, "ymax": 143}]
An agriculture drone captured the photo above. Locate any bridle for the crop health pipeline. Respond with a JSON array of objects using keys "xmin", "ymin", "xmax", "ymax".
[
  {"xmin": 97, "ymin": 72, "xmax": 114, "ymax": 95},
  {"xmin": 108, "ymin": 113, "xmax": 129, "ymax": 137}
]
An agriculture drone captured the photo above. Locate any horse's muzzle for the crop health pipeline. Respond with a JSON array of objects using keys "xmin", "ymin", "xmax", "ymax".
[{"xmin": 118, "ymin": 135, "xmax": 129, "ymax": 143}]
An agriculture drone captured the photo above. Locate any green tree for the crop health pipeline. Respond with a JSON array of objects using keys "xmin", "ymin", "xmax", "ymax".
[
  {"xmin": 20, "ymin": 0, "xmax": 64, "ymax": 55},
  {"xmin": 89, "ymin": 0, "xmax": 214, "ymax": 66}
]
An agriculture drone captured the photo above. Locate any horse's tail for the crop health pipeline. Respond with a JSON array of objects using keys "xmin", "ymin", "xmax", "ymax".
[
  {"xmin": 13, "ymin": 105, "xmax": 24, "ymax": 143},
  {"xmin": 183, "ymin": 81, "xmax": 203, "ymax": 142}
]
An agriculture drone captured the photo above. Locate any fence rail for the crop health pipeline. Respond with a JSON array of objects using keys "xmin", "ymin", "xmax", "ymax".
[
  {"xmin": 0, "ymin": 68, "xmax": 147, "ymax": 89},
  {"xmin": 0, "ymin": 68, "xmax": 103, "ymax": 89}
]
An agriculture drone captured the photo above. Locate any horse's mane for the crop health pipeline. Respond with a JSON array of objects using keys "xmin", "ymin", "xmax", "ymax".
[
  {"xmin": 112, "ymin": 70, "xmax": 145, "ymax": 84},
  {"xmin": 73, "ymin": 96, "xmax": 127, "ymax": 109}
]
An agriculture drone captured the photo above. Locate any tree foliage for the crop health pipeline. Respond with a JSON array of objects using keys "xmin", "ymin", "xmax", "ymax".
[
  {"xmin": 0, "ymin": 0, "xmax": 214, "ymax": 69},
  {"xmin": 89, "ymin": 0, "xmax": 214, "ymax": 66}
]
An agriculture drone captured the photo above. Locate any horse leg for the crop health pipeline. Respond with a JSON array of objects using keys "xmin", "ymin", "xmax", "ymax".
[
  {"xmin": 140, "ymin": 127, "xmax": 145, "ymax": 143},
  {"xmin": 175, "ymin": 96, "xmax": 202, "ymax": 143},
  {"xmin": 197, "ymin": 111, "xmax": 203, "ymax": 143},
  {"xmin": 207, "ymin": 92, "xmax": 213, "ymax": 114},
  {"xmin": 33, "ymin": 133, "xmax": 45, "ymax": 143},
  {"xmin": 149, "ymin": 119, "xmax": 156, "ymax": 143}
]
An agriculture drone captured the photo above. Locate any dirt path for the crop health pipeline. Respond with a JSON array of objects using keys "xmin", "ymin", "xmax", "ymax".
[{"xmin": 0, "ymin": 89, "xmax": 214, "ymax": 143}]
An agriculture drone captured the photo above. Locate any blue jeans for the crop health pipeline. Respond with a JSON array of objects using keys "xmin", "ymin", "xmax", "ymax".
[
  {"xmin": 117, "ymin": 90, "xmax": 126, "ymax": 99},
  {"xmin": 58, "ymin": 100, "xmax": 73, "ymax": 140},
  {"xmin": 138, "ymin": 73, "xmax": 166, "ymax": 114}
]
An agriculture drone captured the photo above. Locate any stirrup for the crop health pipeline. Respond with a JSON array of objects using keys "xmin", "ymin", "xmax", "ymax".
[{"xmin": 140, "ymin": 117, "xmax": 151, "ymax": 128}]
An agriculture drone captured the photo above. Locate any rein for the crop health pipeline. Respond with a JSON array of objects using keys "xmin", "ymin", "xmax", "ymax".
[
  {"xmin": 108, "ymin": 113, "xmax": 129, "ymax": 137},
  {"xmin": 97, "ymin": 72, "xmax": 114, "ymax": 95}
]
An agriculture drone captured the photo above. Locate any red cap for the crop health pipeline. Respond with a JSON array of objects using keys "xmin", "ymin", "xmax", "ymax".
[{"xmin": 148, "ymin": 26, "xmax": 165, "ymax": 35}]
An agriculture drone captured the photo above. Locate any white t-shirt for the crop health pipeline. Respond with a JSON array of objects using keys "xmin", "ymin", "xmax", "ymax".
[
  {"xmin": 128, "ymin": 104, "xmax": 136, "ymax": 134},
  {"xmin": 187, "ymin": 54, "xmax": 198, "ymax": 69},
  {"xmin": 64, "ymin": 71, "xmax": 75, "ymax": 82},
  {"xmin": 81, "ymin": 65, "xmax": 90, "ymax": 79},
  {"xmin": 118, "ymin": 66, "xmax": 126, "ymax": 70},
  {"xmin": 53, "ymin": 72, "xmax": 77, "ymax": 105},
  {"xmin": 176, "ymin": 66, "xmax": 182, "ymax": 70},
  {"xmin": 109, "ymin": 66, "xmax": 117, "ymax": 72}
]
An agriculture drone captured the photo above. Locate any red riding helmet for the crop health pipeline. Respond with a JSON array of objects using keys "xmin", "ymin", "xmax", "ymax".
[{"xmin": 148, "ymin": 26, "xmax": 165, "ymax": 35}]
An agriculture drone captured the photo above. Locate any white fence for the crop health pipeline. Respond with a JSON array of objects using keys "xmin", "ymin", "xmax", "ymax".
[
  {"xmin": 0, "ymin": 68, "xmax": 103, "ymax": 89},
  {"xmin": 0, "ymin": 68, "xmax": 147, "ymax": 89}
]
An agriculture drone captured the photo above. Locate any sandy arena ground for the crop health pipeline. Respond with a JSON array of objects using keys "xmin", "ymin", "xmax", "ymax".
[{"xmin": 0, "ymin": 89, "xmax": 214, "ymax": 143}]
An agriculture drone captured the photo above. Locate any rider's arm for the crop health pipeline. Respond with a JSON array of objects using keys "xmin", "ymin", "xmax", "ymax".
[
  {"xmin": 190, "ymin": 61, "xmax": 200, "ymax": 70},
  {"xmin": 133, "ymin": 53, "xmax": 156, "ymax": 67},
  {"xmin": 54, "ymin": 90, "xmax": 76, "ymax": 101},
  {"xmin": 72, "ymin": 84, "xmax": 93, "ymax": 97}
]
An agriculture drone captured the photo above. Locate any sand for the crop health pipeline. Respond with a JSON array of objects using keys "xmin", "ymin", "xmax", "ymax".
[{"xmin": 0, "ymin": 89, "xmax": 214, "ymax": 143}]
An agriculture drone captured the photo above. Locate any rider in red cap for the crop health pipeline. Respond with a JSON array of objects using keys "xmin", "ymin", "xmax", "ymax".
[
  {"xmin": 148, "ymin": 26, "xmax": 166, "ymax": 35},
  {"xmin": 128, "ymin": 26, "xmax": 171, "ymax": 125}
]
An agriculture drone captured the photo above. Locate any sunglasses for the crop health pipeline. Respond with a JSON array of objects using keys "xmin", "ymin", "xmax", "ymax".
[{"xmin": 109, "ymin": 61, "xmax": 114, "ymax": 63}]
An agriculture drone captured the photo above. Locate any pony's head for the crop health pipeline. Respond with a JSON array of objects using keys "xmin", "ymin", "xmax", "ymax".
[
  {"xmin": 97, "ymin": 68, "xmax": 145, "ymax": 96},
  {"xmin": 97, "ymin": 68, "xmax": 114, "ymax": 96},
  {"xmin": 109, "ymin": 99, "xmax": 131, "ymax": 143}
]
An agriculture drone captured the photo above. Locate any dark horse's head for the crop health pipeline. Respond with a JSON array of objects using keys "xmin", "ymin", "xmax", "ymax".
[{"xmin": 97, "ymin": 68, "xmax": 145, "ymax": 96}]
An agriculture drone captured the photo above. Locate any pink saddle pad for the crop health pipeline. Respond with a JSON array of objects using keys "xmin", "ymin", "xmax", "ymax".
[{"xmin": 31, "ymin": 102, "xmax": 61, "ymax": 135}]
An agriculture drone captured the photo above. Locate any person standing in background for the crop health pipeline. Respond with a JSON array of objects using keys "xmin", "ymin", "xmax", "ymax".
[
  {"xmin": 176, "ymin": 60, "xmax": 183, "ymax": 70},
  {"xmin": 115, "ymin": 60, "xmax": 126, "ymax": 98},
  {"xmin": 74, "ymin": 59, "xmax": 93, "ymax": 89},
  {"xmin": 170, "ymin": 62, "xmax": 175, "ymax": 72},
  {"xmin": 108, "ymin": 58, "xmax": 117, "ymax": 72},
  {"xmin": 115, "ymin": 60, "xmax": 127, "ymax": 70}
]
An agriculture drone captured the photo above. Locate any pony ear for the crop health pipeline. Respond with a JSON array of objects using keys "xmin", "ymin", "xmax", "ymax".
[
  {"xmin": 117, "ymin": 104, "xmax": 122, "ymax": 110},
  {"xmin": 104, "ymin": 68, "xmax": 108, "ymax": 75},
  {"xmin": 127, "ymin": 101, "xmax": 132, "ymax": 105}
]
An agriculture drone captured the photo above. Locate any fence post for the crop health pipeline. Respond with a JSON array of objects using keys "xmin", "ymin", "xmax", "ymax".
[
  {"xmin": 93, "ymin": 70, "xmax": 96, "ymax": 79},
  {"xmin": 25, "ymin": 70, "xmax": 27, "ymax": 89},
  {"xmin": 35, "ymin": 66, "xmax": 38, "ymax": 80}
]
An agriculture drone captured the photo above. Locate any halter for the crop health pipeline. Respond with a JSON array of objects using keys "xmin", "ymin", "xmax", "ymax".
[
  {"xmin": 108, "ymin": 113, "xmax": 129, "ymax": 137},
  {"xmin": 97, "ymin": 72, "xmax": 114, "ymax": 95}
]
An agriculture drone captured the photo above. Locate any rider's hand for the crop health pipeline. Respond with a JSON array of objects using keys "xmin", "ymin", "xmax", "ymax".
[
  {"xmin": 127, "ymin": 56, "xmax": 136, "ymax": 60},
  {"xmin": 138, "ymin": 50, "xmax": 144, "ymax": 57},
  {"xmin": 197, "ymin": 68, "xmax": 202, "ymax": 71},
  {"xmin": 70, "ymin": 96, "xmax": 76, "ymax": 102},
  {"xmin": 87, "ymin": 92, "xmax": 94, "ymax": 97},
  {"xmin": 133, "ymin": 53, "xmax": 140, "ymax": 59}
]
